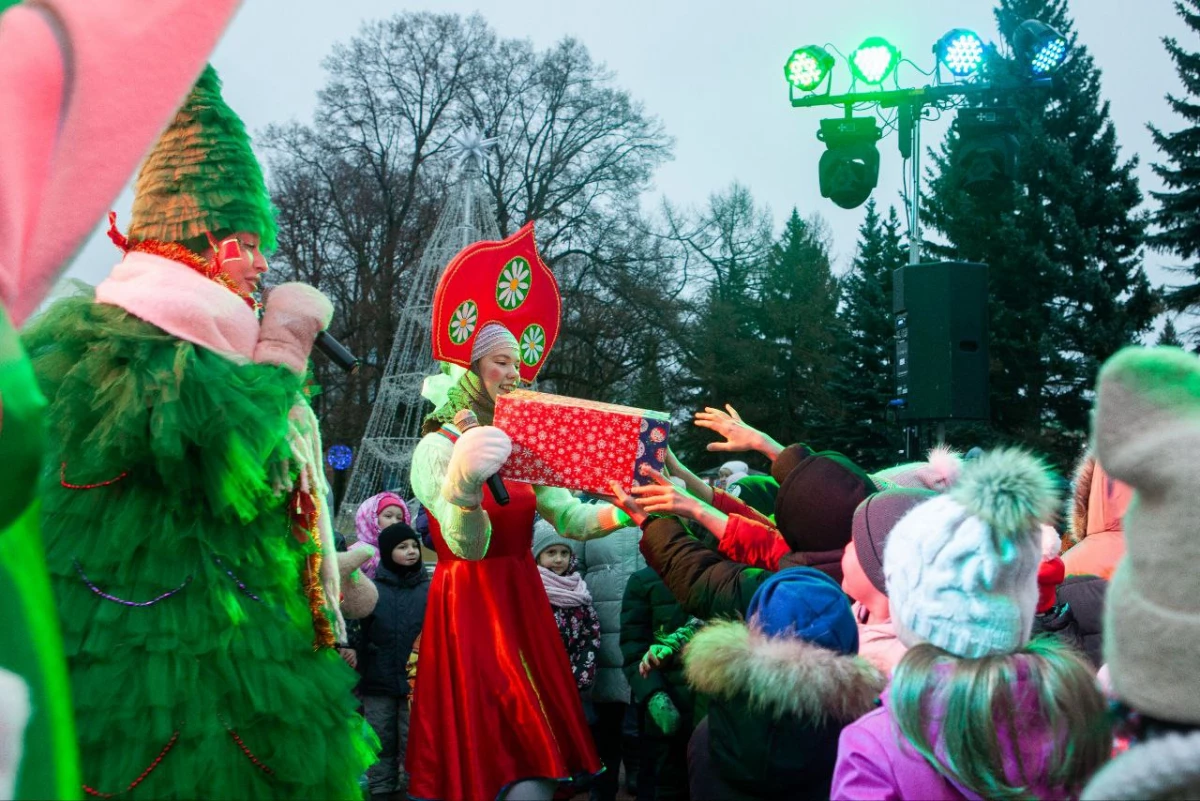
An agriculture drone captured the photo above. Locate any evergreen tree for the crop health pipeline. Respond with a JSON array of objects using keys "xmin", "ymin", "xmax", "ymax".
[
  {"xmin": 1158, "ymin": 317, "xmax": 1186, "ymax": 347},
  {"xmin": 831, "ymin": 201, "xmax": 906, "ymax": 470},
  {"xmin": 668, "ymin": 186, "xmax": 775, "ymax": 465},
  {"xmin": 758, "ymin": 210, "xmax": 841, "ymax": 449},
  {"xmin": 1150, "ymin": 0, "xmax": 1200, "ymax": 333},
  {"xmin": 923, "ymin": 0, "xmax": 1155, "ymax": 467}
]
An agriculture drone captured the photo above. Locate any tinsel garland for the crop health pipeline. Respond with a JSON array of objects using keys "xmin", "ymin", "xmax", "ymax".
[
  {"xmin": 106, "ymin": 212, "xmax": 260, "ymax": 312},
  {"xmin": 290, "ymin": 489, "xmax": 335, "ymax": 651}
]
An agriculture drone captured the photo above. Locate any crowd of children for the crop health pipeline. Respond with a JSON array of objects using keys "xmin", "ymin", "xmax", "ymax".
[{"xmin": 338, "ymin": 343, "xmax": 1200, "ymax": 801}]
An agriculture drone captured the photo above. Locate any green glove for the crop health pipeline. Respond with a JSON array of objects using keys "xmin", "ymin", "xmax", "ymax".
[{"xmin": 648, "ymin": 691, "xmax": 680, "ymax": 735}]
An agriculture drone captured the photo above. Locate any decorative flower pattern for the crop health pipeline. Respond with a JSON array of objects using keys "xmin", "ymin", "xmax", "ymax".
[
  {"xmin": 520, "ymin": 324, "xmax": 546, "ymax": 366},
  {"xmin": 496, "ymin": 257, "xmax": 532, "ymax": 310},
  {"xmin": 550, "ymin": 597, "xmax": 601, "ymax": 690},
  {"xmin": 448, "ymin": 300, "xmax": 478, "ymax": 345}
]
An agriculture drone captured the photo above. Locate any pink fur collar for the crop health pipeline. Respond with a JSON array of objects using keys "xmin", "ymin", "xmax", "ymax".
[{"xmin": 94, "ymin": 250, "xmax": 258, "ymax": 361}]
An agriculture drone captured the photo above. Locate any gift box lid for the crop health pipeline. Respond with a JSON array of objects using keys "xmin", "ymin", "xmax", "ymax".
[{"xmin": 496, "ymin": 389, "xmax": 671, "ymax": 421}]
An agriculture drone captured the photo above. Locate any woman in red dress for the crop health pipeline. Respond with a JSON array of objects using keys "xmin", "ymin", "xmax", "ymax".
[{"xmin": 406, "ymin": 225, "xmax": 627, "ymax": 801}]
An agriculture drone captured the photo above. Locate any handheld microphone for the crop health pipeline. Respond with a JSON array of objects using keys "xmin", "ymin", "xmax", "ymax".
[
  {"xmin": 453, "ymin": 409, "xmax": 511, "ymax": 506},
  {"xmin": 315, "ymin": 330, "xmax": 360, "ymax": 374}
]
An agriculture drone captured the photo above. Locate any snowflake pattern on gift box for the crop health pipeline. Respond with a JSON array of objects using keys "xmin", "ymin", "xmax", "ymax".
[
  {"xmin": 497, "ymin": 257, "xmax": 532, "ymax": 310},
  {"xmin": 493, "ymin": 392, "xmax": 670, "ymax": 494},
  {"xmin": 448, "ymin": 300, "xmax": 478, "ymax": 345}
]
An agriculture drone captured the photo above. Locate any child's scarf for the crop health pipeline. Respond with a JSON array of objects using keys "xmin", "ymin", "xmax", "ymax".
[{"xmin": 537, "ymin": 565, "xmax": 592, "ymax": 608}]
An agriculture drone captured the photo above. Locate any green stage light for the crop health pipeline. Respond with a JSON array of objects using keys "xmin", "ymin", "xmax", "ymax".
[
  {"xmin": 849, "ymin": 36, "xmax": 900, "ymax": 85},
  {"xmin": 1014, "ymin": 19, "xmax": 1069, "ymax": 75},
  {"xmin": 784, "ymin": 45, "xmax": 835, "ymax": 92},
  {"xmin": 817, "ymin": 117, "xmax": 882, "ymax": 209},
  {"xmin": 936, "ymin": 29, "xmax": 985, "ymax": 78}
]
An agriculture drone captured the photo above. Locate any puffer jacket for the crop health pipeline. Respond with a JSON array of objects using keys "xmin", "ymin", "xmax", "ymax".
[
  {"xmin": 621, "ymin": 567, "xmax": 695, "ymax": 717},
  {"xmin": 358, "ymin": 565, "xmax": 430, "ymax": 697},
  {"xmin": 576, "ymin": 526, "xmax": 645, "ymax": 703},
  {"xmin": 686, "ymin": 620, "xmax": 885, "ymax": 800}
]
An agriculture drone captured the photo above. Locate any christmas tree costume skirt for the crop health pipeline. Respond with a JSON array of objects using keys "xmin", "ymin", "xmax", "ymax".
[{"xmin": 23, "ymin": 295, "xmax": 376, "ymax": 799}]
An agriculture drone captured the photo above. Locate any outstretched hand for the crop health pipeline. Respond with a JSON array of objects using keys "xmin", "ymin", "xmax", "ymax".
[
  {"xmin": 630, "ymin": 471, "xmax": 704, "ymax": 520},
  {"xmin": 608, "ymin": 481, "xmax": 650, "ymax": 527},
  {"xmin": 694, "ymin": 405, "xmax": 763, "ymax": 452},
  {"xmin": 693, "ymin": 404, "xmax": 784, "ymax": 460}
]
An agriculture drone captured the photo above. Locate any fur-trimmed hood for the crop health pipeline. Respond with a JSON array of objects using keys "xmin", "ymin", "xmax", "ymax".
[{"xmin": 684, "ymin": 620, "xmax": 884, "ymax": 724}]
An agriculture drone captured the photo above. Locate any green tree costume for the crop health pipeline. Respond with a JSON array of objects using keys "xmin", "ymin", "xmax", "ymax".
[{"xmin": 22, "ymin": 66, "xmax": 374, "ymax": 799}]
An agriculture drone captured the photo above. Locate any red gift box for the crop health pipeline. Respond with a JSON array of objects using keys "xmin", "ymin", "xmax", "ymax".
[{"xmin": 493, "ymin": 390, "xmax": 672, "ymax": 495}]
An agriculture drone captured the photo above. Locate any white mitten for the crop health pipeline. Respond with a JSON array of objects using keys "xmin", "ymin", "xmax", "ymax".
[{"xmin": 442, "ymin": 426, "xmax": 512, "ymax": 508}]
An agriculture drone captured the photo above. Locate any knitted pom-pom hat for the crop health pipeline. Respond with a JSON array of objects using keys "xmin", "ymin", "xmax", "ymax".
[
  {"xmin": 128, "ymin": 64, "xmax": 277, "ymax": 251},
  {"xmin": 884, "ymin": 447, "xmax": 1058, "ymax": 658}
]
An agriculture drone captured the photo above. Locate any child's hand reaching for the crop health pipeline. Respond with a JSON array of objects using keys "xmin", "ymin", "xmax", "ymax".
[
  {"xmin": 608, "ymin": 481, "xmax": 650, "ymax": 526},
  {"xmin": 638, "ymin": 643, "xmax": 673, "ymax": 678},
  {"xmin": 629, "ymin": 471, "xmax": 704, "ymax": 520},
  {"xmin": 693, "ymin": 404, "xmax": 783, "ymax": 460}
]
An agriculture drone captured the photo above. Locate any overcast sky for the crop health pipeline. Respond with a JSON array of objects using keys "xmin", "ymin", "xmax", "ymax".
[{"xmin": 61, "ymin": 0, "xmax": 1187, "ymax": 300}]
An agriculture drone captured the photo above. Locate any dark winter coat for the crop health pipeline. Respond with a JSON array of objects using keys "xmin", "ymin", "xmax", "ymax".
[
  {"xmin": 640, "ymin": 516, "xmax": 828, "ymax": 621},
  {"xmin": 576, "ymin": 526, "xmax": 645, "ymax": 703},
  {"xmin": 1055, "ymin": 573, "xmax": 1108, "ymax": 669},
  {"xmin": 552, "ymin": 601, "xmax": 602, "ymax": 691},
  {"xmin": 620, "ymin": 567, "xmax": 695, "ymax": 716},
  {"xmin": 359, "ymin": 565, "xmax": 430, "ymax": 697},
  {"xmin": 684, "ymin": 620, "xmax": 885, "ymax": 801}
]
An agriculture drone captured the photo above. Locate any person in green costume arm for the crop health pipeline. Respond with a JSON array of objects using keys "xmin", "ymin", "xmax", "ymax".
[
  {"xmin": 21, "ymin": 64, "xmax": 376, "ymax": 800},
  {"xmin": 0, "ymin": 2, "xmax": 243, "ymax": 798}
]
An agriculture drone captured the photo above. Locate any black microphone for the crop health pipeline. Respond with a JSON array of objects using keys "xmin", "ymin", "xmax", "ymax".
[
  {"xmin": 315, "ymin": 330, "xmax": 360, "ymax": 374},
  {"xmin": 453, "ymin": 409, "xmax": 510, "ymax": 506}
]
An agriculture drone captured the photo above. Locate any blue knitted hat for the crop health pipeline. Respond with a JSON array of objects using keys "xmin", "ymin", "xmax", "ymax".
[{"xmin": 747, "ymin": 567, "xmax": 858, "ymax": 654}]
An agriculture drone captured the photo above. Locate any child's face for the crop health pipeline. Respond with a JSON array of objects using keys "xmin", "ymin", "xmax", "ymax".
[
  {"xmin": 538, "ymin": 544, "xmax": 572, "ymax": 576},
  {"xmin": 840, "ymin": 541, "xmax": 873, "ymax": 604},
  {"xmin": 476, "ymin": 349, "xmax": 521, "ymax": 402},
  {"xmin": 392, "ymin": 539, "xmax": 422, "ymax": 567},
  {"xmin": 377, "ymin": 504, "xmax": 406, "ymax": 530}
]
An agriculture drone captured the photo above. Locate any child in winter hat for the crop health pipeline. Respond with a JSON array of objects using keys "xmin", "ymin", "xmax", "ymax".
[
  {"xmin": 883, "ymin": 447, "xmax": 1056, "ymax": 656},
  {"xmin": 351, "ymin": 492, "xmax": 410, "ymax": 578},
  {"xmin": 832, "ymin": 448, "xmax": 1111, "ymax": 800},
  {"xmin": 1083, "ymin": 346, "xmax": 1200, "ymax": 800},
  {"xmin": 685, "ymin": 567, "xmax": 884, "ymax": 800},
  {"xmin": 533, "ymin": 520, "xmax": 601, "ymax": 691},
  {"xmin": 842, "ymin": 488, "xmax": 936, "ymax": 675}
]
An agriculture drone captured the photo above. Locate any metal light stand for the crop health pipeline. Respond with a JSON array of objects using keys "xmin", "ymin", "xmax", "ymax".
[{"xmin": 793, "ymin": 81, "xmax": 1010, "ymax": 456}]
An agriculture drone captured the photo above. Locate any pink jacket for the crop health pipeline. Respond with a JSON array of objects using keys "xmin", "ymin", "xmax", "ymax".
[
  {"xmin": 0, "ymin": 0, "xmax": 240, "ymax": 324},
  {"xmin": 833, "ymin": 662, "xmax": 1087, "ymax": 800},
  {"xmin": 1062, "ymin": 460, "xmax": 1131, "ymax": 581}
]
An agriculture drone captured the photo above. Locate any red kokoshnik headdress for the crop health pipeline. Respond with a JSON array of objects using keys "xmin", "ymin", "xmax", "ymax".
[{"xmin": 431, "ymin": 222, "xmax": 561, "ymax": 383}]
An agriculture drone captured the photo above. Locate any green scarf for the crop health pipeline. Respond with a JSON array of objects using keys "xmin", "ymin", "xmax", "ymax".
[{"xmin": 422, "ymin": 369, "xmax": 496, "ymax": 434}]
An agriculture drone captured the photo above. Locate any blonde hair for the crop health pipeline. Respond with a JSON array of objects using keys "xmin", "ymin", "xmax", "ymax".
[{"xmin": 890, "ymin": 638, "xmax": 1111, "ymax": 799}]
